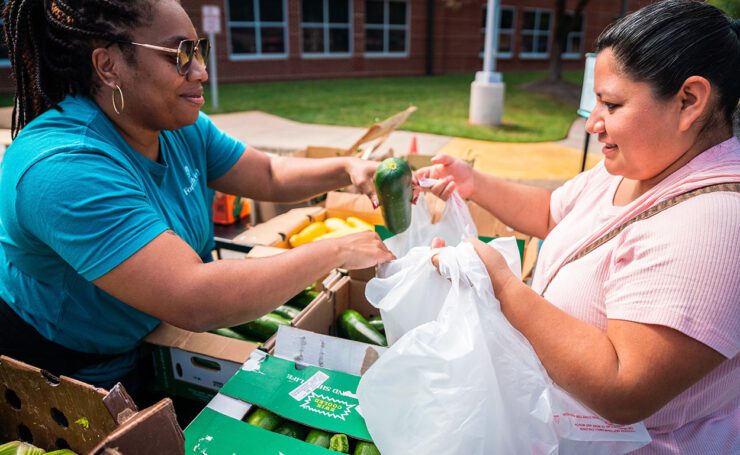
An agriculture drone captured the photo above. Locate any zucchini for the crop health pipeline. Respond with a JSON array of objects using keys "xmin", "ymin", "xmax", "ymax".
[
  {"xmin": 354, "ymin": 442, "xmax": 381, "ymax": 455},
  {"xmin": 367, "ymin": 316, "xmax": 385, "ymax": 335},
  {"xmin": 374, "ymin": 157, "xmax": 412, "ymax": 234},
  {"xmin": 274, "ymin": 421, "xmax": 308, "ymax": 440},
  {"xmin": 329, "ymin": 434, "xmax": 350, "ymax": 453},
  {"xmin": 244, "ymin": 408, "xmax": 283, "ymax": 431},
  {"xmin": 209, "ymin": 327, "xmax": 249, "ymax": 341},
  {"xmin": 272, "ymin": 305, "xmax": 302, "ymax": 320},
  {"xmin": 209, "ymin": 327, "xmax": 263, "ymax": 345},
  {"xmin": 232, "ymin": 313, "xmax": 290, "ymax": 342},
  {"xmin": 304, "ymin": 429, "xmax": 331, "ymax": 448},
  {"xmin": 337, "ymin": 310, "xmax": 387, "ymax": 347},
  {"xmin": 287, "ymin": 289, "xmax": 320, "ymax": 309}
]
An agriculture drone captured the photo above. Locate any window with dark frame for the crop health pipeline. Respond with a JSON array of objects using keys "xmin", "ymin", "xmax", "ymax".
[
  {"xmin": 562, "ymin": 11, "xmax": 584, "ymax": 57},
  {"xmin": 301, "ymin": 0, "xmax": 352, "ymax": 55},
  {"xmin": 227, "ymin": 0, "xmax": 288, "ymax": 58},
  {"xmin": 365, "ymin": 0, "xmax": 409, "ymax": 55},
  {"xmin": 520, "ymin": 9, "xmax": 552, "ymax": 57},
  {"xmin": 480, "ymin": 5, "xmax": 516, "ymax": 59}
]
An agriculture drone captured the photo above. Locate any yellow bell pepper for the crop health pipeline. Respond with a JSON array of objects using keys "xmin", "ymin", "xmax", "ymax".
[
  {"xmin": 345, "ymin": 216, "xmax": 373, "ymax": 231},
  {"xmin": 312, "ymin": 226, "xmax": 367, "ymax": 242},
  {"xmin": 324, "ymin": 217, "xmax": 351, "ymax": 232},
  {"xmin": 289, "ymin": 221, "xmax": 328, "ymax": 247}
]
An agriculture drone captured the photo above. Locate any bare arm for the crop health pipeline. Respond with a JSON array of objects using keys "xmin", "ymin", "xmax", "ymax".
[
  {"xmin": 417, "ymin": 154, "xmax": 556, "ymax": 239},
  {"xmin": 94, "ymin": 229, "xmax": 393, "ymax": 332},
  {"xmin": 469, "ymin": 170, "xmax": 556, "ymax": 239},
  {"xmin": 210, "ymin": 147, "xmax": 378, "ymax": 202},
  {"xmin": 472, "ymin": 240, "xmax": 726, "ymax": 424}
]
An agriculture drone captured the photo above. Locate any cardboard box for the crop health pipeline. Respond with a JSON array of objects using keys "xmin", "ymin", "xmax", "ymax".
[
  {"xmin": 233, "ymin": 191, "xmax": 382, "ymax": 250},
  {"xmin": 184, "ymin": 328, "xmax": 384, "ymax": 453},
  {"xmin": 145, "ymin": 290, "xmax": 331, "ymax": 403},
  {"xmin": 293, "ymin": 273, "xmax": 378, "ymax": 340},
  {"xmin": 232, "ymin": 206, "xmax": 324, "ymax": 248},
  {"xmin": 249, "ymin": 107, "xmax": 417, "ymax": 225},
  {"xmin": 0, "ymin": 356, "xmax": 183, "ymax": 454},
  {"xmin": 145, "ymin": 245, "xmax": 336, "ymax": 402},
  {"xmin": 294, "ymin": 106, "xmax": 416, "ymax": 160}
]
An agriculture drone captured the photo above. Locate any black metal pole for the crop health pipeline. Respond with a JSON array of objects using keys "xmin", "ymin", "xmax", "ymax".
[
  {"xmin": 426, "ymin": 0, "xmax": 435, "ymax": 75},
  {"xmin": 619, "ymin": 0, "xmax": 628, "ymax": 18},
  {"xmin": 580, "ymin": 132, "xmax": 590, "ymax": 172}
]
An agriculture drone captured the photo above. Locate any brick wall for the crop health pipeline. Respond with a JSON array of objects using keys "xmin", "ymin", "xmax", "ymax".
[{"xmin": 0, "ymin": 0, "xmax": 651, "ymax": 93}]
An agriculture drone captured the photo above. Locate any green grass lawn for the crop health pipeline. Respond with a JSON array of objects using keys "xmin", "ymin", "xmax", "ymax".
[
  {"xmin": 1, "ymin": 71, "xmax": 584, "ymax": 142},
  {"xmin": 201, "ymin": 71, "xmax": 582, "ymax": 142}
]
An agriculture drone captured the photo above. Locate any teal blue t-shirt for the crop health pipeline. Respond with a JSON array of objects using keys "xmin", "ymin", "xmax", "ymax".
[{"xmin": 0, "ymin": 95, "xmax": 244, "ymax": 386}]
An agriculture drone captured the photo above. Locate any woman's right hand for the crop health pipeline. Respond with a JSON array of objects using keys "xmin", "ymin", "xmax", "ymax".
[
  {"xmin": 415, "ymin": 154, "xmax": 476, "ymax": 201},
  {"xmin": 332, "ymin": 230, "xmax": 396, "ymax": 269}
]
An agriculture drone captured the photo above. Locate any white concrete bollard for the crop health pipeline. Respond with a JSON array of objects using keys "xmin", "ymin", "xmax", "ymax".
[{"xmin": 469, "ymin": 80, "xmax": 505, "ymax": 126}]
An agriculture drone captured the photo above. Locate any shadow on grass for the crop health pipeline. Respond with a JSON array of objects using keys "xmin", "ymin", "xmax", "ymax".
[{"xmin": 491, "ymin": 123, "xmax": 535, "ymax": 134}]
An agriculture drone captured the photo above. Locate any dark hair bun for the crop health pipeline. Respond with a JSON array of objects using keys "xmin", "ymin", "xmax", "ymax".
[{"xmin": 595, "ymin": 0, "xmax": 740, "ymax": 126}]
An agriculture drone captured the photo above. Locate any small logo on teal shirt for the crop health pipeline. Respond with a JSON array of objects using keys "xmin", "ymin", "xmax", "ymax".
[{"xmin": 182, "ymin": 165, "xmax": 201, "ymax": 196}]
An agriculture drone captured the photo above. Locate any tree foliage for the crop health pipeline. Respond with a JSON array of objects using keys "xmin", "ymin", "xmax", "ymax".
[{"xmin": 708, "ymin": 0, "xmax": 740, "ymax": 18}]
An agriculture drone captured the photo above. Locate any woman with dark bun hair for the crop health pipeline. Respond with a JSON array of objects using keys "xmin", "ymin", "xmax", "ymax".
[
  {"xmin": 421, "ymin": 1, "xmax": 739, "ymax": 452},
  {"xmin": 0, "ymin": 0, "xmax": 394, "ymax": 390}
]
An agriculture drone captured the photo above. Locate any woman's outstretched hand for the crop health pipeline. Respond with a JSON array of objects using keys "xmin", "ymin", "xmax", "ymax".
[{"xmin": 415, "ymin": 154, "xmax": 476, "ymax": 201}]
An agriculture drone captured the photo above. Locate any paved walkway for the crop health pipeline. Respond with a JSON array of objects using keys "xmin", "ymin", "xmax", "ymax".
[
  {"xmin": 0, "ymin": 106, "xmax": 604, "ymax": 186},
  {"xmin": 210, "ymin": 111, "xmax": 603, "ymax": 188}
]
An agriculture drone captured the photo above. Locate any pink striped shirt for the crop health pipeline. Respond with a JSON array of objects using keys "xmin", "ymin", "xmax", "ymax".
[{"xmin": 532, "ymin": 137, "xmax": 740, "ymax": 454}]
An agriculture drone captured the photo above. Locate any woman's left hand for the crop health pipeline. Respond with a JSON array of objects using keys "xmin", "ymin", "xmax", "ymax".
[
  {"xmin": 467, "ymin": 238, "xmax": 519, "ymax": 296},
  {"xmin": 431, "ymin": 237, "xmax": 518, "ymax": 296},
  {"xmin": 346, "ymin": 158, "xmax": 380, "ymax": 207}
]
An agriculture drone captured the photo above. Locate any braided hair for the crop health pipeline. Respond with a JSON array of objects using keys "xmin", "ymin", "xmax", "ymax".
[{"xmin": 2, "ymin": 0, "xmax": 153, "ymax": 138}]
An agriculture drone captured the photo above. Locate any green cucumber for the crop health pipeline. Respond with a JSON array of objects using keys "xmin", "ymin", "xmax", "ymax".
[
  {"xmin": 272, "ymin": 305, "xmax": 302, "ymax": 320},
  {"xmin": 354, "ymin": 442, "xmax": 381, "ymax": 455},
  {"xmin": 288, "ymin": 289, "xmax": 320, "ymax": 309},
  {"xmin": 367, "ymin": 316, "xmax": 385, "ymax": 334},
  {"xmin": 305, "ymin": 429, "xmax": 331, "ymax": 448},
  {"xmin": 209, "ymin": 327, "xmax": 249, "ymax": 341},
  {"xmin": 337, "ymin": 310, "xmax": 387, "ymax": 347},
  {"xmin": 232, "ymin": 313, "xmax": 290, "ymax": 342},
  {"xmin": 244, "ymin": 408, "xmax": 283, "ymax": 431},
  {"xmin": 209, "ymin": 327, "xmax": 263, "ymax": 345},
  {"xmin": 273, "ymin": 421, "xmax": 308, "ymax": 440},
  {"xmin": 374, "ymin": 157, "xmax": 412, "ymax": 234},
  {"xmin": 329, "ymin": 434, "xmax": 350, "ymax": 453}
]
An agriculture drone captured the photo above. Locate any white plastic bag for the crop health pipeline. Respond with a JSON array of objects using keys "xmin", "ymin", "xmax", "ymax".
[
  {"xmin": 358, "ymin": 238, "xmax": 651, "ymax": 455},
  {"xmin": 383, "ymin": 180, "xmax": 477, "ymax": 257}
]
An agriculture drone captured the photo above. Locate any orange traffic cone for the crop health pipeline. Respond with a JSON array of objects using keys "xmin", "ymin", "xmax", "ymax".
[{"xmin": 408, "ymin": 135, "xmax": 418, "ymax": 155}]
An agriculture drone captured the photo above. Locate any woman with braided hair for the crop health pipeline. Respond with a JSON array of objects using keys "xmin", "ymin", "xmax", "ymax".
[{"xmin": 0, "ymin": 0, "xmax": 394, "ymax": 389}]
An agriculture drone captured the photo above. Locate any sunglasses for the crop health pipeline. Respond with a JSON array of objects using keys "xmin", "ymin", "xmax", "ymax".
[{"xmin": 120, "ymin": 38, "xmax": 210, "ymax": 75}]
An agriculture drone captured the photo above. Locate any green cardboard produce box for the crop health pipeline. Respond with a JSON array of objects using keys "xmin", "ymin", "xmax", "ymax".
[{"xmin": 185, "ymin": 331, "xmax": 383, "ymax": 454}]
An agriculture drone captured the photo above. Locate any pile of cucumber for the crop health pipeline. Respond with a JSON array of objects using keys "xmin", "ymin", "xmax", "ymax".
[
  {"xmin": 244, "ymin": 408, "xmax": 380, "ymax": 454},
  {"xmin": 336, "ymin": 310, "xmax": 386, "ymax": 347},
  {"xmin": 209, "ymin": 286, "xmax": 320, "ymax": 343}
]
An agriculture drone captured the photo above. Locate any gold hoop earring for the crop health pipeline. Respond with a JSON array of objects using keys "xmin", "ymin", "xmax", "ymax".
[{"xmin": 112, "ymin": 84, "xmax": 125, "ymax": 115}]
